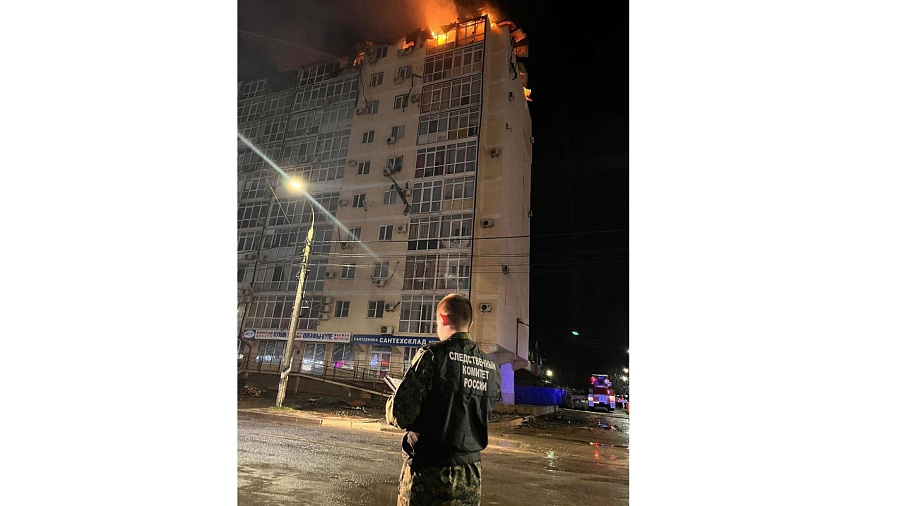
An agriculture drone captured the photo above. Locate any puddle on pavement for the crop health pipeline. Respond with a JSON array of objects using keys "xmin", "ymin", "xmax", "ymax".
[
  {"xmin": 497, "ymin": 440, "xmax": 516, "ymax": 447},
  {"xmin": 364, "ymin": 482, "xmax": 398, "ymax": 504}
]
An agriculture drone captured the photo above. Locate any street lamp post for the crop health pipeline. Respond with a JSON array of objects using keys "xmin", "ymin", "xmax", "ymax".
[{"xmin": 275, "ymin": 187, "xmax": 315, "ymax": 408}]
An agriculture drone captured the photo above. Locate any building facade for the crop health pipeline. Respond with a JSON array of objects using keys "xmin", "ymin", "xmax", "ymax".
[{"xmin": 237, "ymin": 15, "xmax": 532, "ymax": 404}]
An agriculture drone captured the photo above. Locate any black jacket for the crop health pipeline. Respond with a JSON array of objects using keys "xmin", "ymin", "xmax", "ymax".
[{"xmin": 387, "ymin": 332, "xmax": 503, "ymax": 468}]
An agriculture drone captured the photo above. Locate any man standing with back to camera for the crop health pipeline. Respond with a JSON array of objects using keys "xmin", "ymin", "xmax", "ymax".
[{"xmin": 386, "ymin": 293, "xmax": 503, "ymax": 506}]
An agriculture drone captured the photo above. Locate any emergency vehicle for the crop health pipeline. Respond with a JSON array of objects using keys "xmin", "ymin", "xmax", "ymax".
[{"xmin": 588, "ymin": 374, "xmax": 616, "ymax": 412}]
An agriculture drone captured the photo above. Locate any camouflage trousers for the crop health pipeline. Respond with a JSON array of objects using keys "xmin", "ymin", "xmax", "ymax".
[{"xmin": 397, "ymin": 460, "xmax": 482, "ymax": 506}]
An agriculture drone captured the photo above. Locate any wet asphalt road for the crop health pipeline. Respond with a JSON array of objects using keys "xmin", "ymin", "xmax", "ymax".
[{"xmin": 238, "ymin": 408, "xmax": 628, "ymax": 505}]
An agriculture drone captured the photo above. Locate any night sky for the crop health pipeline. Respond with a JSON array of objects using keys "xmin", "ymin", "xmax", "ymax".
[{"xmin": 238, "ymin": 0, "xmax": 629, "ymax": 388}]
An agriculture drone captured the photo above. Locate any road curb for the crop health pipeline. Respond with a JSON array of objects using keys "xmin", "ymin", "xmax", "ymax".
[{"xmin": 239, "ymin": 408, "xmax": 531, "ymax": 433}]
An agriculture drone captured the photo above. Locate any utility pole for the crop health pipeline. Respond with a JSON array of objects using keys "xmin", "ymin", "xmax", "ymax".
[{"xmin": 275, "ymin": 210, "xmax": 315, "ymax": 407}]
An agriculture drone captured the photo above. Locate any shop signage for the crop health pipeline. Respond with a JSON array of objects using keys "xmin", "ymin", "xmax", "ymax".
[
  {"xmin": 352, "ymin": 335, "xmax": 440, "ymax": 347},
  {"xmin": 297, "ymin": 331, "xmax": 351, "ymax": 343}
]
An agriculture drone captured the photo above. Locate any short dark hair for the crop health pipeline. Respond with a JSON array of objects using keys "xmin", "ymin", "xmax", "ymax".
[{"xmin": 438, "ymin": 293, "xmax": 472, "ymax": 330}]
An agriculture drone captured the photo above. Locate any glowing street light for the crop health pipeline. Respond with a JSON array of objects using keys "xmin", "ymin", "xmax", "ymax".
[
  {"xmin": 276, "ymin": 179, "xmax": 313, "ymax": 407},
  {"xmin": 571, "ymin": 331, "xmax": 579, "ymax": 336},
  {"xmin": 546, "ymin": 370, "xmax": 553, "ymax": 377},
  {"xmin": 623, "ymin": 368, "xmax": 629, "ymax": 374}
]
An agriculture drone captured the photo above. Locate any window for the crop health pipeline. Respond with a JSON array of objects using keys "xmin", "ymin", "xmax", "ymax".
[
  {"xmin": 407, "ymin": 213, "xmax": 473, "ymax": 251},
  {"xmin": 352, "ymin": 193, "xmax": 367, "ymax": 208},
  {"xmin": 374, "ymin": 261, "xmax": 390, "ymax": 278},
  {"xmin": 391, "ymin": 125, "xmax": 405, "ymax": 139},
  {"xmin": 387, "ymin": 156, "xmax": 403, "ymax": 172},
  {"xmin": 411, "ymin": 180, "xmax": 443, "ymax": 214},
  {"xmin": 369, "ymin": 346, "xmax": 391, "ymax": 379},
  {"xmin": 383, "ymin": 187, "xmax": 399, "ymax": 205},
  {"xmin": 239, "ymin": 172, "xmax": 275, "ymax": 200},
  {"xmin": 301, "ymin": 342, "xmax": 326, "ymax": 374},
  {"xmin": 335, "ymin": 301, "xmax": 350, "ymax": 318},
  {"xmin": 255, "ymin": 340, "xmax": 285, "ymax": 364},
  {"xmin": 398, "ymin": 65, "xmax": 412, "ymax": 80},
  {"xmin": 357, "ymin": 160, "xmax": 371, "ymax": 175},
  {"xmin": 378, "ymin": 225, "xmax": 393, "ymax": 241},
  {"xmin": 415, "ymin": 141, "xmax": 478, "ymax": 178},
  {"xmin": 261, "ymin": 228, "xmax": 300, "ymax": 249},
  {"xmin": 332, "ymin": 343, "xmax": 355, "ymax": 370},
  {"xmin": 394, "ymin": 95, "xmax": 409, "ymax": 110},
  {"xmin": 245, "ymin": 294, "xmax": 329, "ymax": 331},
  {"xmin": 442, "ymin": 175, "xmax": 476, "ymax": 210},
  {"xmin": 365, "ymin": 100, "xmax": 380, "ymax": 114},
  {"xmin": 368, "ymin": 300, "xmax": 385, "ymax": 318},
  {"xmin": 340, "ymin": 264, "xmax": 356, "ymax": 279},
  {"xmin": 238, "ymin": 230, "xmax": 261, "ymax": 252},
  {"xmin": 399, "ymin": 295, "xmax": 440, "ymax": 334},
  {"xmin": 240, "ymin": 79, "xmax": 269, "ymax": 100},
  {"xmin": 376, "ymin": 46, "xmax": 388, "ymax": 58},
  {"xmin": 362, "ymin": 130, "xmax": 375, "ymax": 144},
  {"xmin": 403, "ymin": 347, "xmax": 418, "ymax": 373},
  {"xmin": 238, "ymin": 202, "xmax": 269, "ymax": 229},
  {"xmin": 416, "ymin": 107, "xmax": 481, "ymax": 145},
  {"xmin": 401, "ymin": 254, "xmax": 471, "ymax": 291},
  {"xmin": 347, "ymin": 227, "xmax": 361, "ymax": 241},
  {"xmin": 370, "ymin": 72, "xmax": 384, "ymax": 87},
  {"xmin": 420, "ymin": 74, "xmax": 482, "ymax": 114}
]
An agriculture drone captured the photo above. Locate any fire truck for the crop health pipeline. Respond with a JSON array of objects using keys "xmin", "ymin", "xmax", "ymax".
[{"xmin": 588, "ymin": 374, "xmax": 616, "ymax": 412}]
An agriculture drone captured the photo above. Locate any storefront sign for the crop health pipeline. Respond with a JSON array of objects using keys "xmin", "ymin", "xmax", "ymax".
[
  {"xmin": 352, "ymin": 335, "xmax": 440, "ymax": 347},
  {"xmin": 297, "ymin": 331, "xmax": 351, "ymax": 343},
  {"xmin": 251, "ymin": 330, "xmax": 288, "ymax": 340},
  {"xmin": 244, "ymin": 330, "xmax": 351, "ymax": 342},
  {"xmin": 242, "ymin": 329, "xmax": 256, "ymax": 339}
]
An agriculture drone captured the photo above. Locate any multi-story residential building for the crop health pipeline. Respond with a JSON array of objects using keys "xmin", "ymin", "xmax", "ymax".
[{"xmin": 237, "ymin": 15, "xmax": 532, "ymax": 404}]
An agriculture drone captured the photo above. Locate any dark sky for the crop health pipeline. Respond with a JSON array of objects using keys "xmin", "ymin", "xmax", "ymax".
[{"xmin": 238, "ymin": 0, "xmax": 629, "ymax": 388}]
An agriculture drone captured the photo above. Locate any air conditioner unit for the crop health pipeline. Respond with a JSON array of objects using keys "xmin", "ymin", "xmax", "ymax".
[
  {"xmin": 490, "ymin": 148, "xmax": 501, "ymax": 158},
  {"xmin": 479, "ymin": 303, "xmax": 492, "ymax": 312},
  {"xmin": 481, "ymin": 219, "xmax": 494, "ymax": 228},
  {"xmin": 338, "ymin": 199, "xmax": 348, "ymax": 207},
  {"xmin": 340, "ymin": 242, "xmax": 352, "ymax": 249},
  {"xmin": 409, "ymin": 93, "xmax": 419, "ymax": 103},
  {"xmin": 356, "ymin": 107, "xmax": 367, "ymax": 115},
  {"xmin": 299, "ymin": 155, "xmax": 309, "ymax": 163},
  {"xmin": 317, "ymin": 313, "xmax": 330, "ymax": 321},
  {"xmin": 303, "ymin": 128, "xmax": 311, "ymax": 135},
  {"xmin": 386, "ymin": 136, "xmax": 396, "ymax": 145},
  {"xmin": 243, "ymin": 253, "xmax": 255, "ymax": 260},
  {"xmin": 366, "ymin": 53, "xmax": 377, "ymax": 63},
  {"xmin": 323, "ymin": 296, "xmax": 333, "ymax": 305},
  {"xmin": 502, "ymin": 265, "xmax": 510, "ymax": 275},
  {"xmin": 321, "ymin": 304, "xmax": 331, "ymax": 313},
  {"xmin": 394, "ymin": 76, "xmax": 403, "ymax": 84},
  {"xmin": 396, "ymin": 225, "xmax": 406, "ymax": 234},
  {"xmin": 373, "ymin": 279, "xmax": 386, "ymax": 287},
  {"xmin": 348, "ymin": 160, "xmax": 357, "ymax": 167},
  {"xmin": 324, "ymin": 271, "xmax": 335, "ymax": 279},
  {"xmin": 382, "ymin": 167, "xmax": 393, "ymax": 177},
  {"xmin": 397, "ymin": 47, "xmax": 413, "ymax": 56},
  {"xmin": 381, "ymin": 325, "xmax": 395, "ymax": 335},
  {"xmin": 384, "ymin": 303, "xmax": 395, "ymax": 312}
]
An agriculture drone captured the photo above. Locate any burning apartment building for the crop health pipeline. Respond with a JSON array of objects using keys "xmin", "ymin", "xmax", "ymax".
[{"xmin": 237, "ymin": 13, "xmax": 532, "ymax": 405}]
